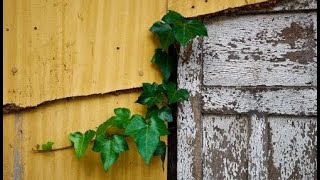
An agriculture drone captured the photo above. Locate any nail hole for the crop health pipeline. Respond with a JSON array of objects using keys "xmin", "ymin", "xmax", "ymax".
[
  {"xmin": 205, "ymin": 0, "xmax": 208, "ymax": 2},
  {"xmin": 6, "ymin": 27, "xmax": 9, "ymax": 31},
  {"xmin": 191, "ymin": 5, "xmax": 195, "ymax": 8},
  {"xmin": 116, "ymin": 47, "xmax": 120, "ymax": 50},
  {"xmin": 34, "ymin": 26, "xmax": 37, "ymax": 30}
]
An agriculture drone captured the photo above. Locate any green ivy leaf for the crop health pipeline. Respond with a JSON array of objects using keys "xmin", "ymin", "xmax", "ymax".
[
  {"xmin": 154, "ymin": 141, "xmax": 166, "ymax": 170},
  {"xmin": 125, "ymin": 115, "xmax": 168, "ymax": 165},
  {"xmin": 41, "ymin": 141, "xmax": 54, "ymax": 151},
  {"xmin": 162, "ymin": 10, "xmax": 184, "ymax": 25},
  {"xmin": 136, "ymin": 83, "xmax": 164, "ymax": 107},
  {"xmin": 151, "ymin": 49, "xmax": 174, "ymax": 81},
  {"xmin": 162, "ymin": 10, "xmax": 207, "ymax": 46},
  {"xmin": 69, "ymin": 130, "xmax": 96, "ymax": 159},
  {"xmin": 158, "ymin": 106, "xmax": 173, "ymax": 122},
  {"xmin": 162, "ymin": 82, "xmax": 189, "ymax": 104},
  {"xmin": 146, "ymin": 106, "xmax": 173, "ymax": 122},
  {"xmin": 173, "ymin": 19, "xmax": 208, "ymax": 46},
  {"xmin": 124, "ymin": 115, "xmax": 146, "ymax": 137},
  {"xmin": 134, "ymin": 127, "xmax": 160, "ymax": 165},
  {"xmin": 96, "ymin": 108, "xmax": 131, "ymax": 136},
  {"xmin": 92, "ymin": 134, "xmax": 128, "ymax": 171},
  {"xmin": 150, "ymin": 22, "xmax": 175, "ymax": 50},
  {"xmin": 150, "ymin": 117, "xmax": 168, "ymax": 136}
]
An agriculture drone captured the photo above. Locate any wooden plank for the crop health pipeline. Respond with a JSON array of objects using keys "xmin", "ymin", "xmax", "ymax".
[
  {"xmin": 177, "ymin": 38, "xmax": 203, "ymax": 180},
  {"xmin": 272, "ymin": 0, "xmax": 317, "ymax": 11},
  {"xmin": 168, "ymin": 0, "xmax": 268, "ymax": 18},
  {"xmin": 3, "ymin": 0, "xmax": 165, "ymax": 107},
  {"xmin": 3, "ymin": 91, "xmax": 167, "ymax": 179},
  {"xmin": 267, "ymin": 116, "xmax": 317, "ymax": 179},
  {"xmin": 223, "ymin": 0, "xmax": 317, "ymax": 15},
  {"xmin": 203, "ymin": 12, "xmax": 317, "ymax": 86},
  {"xmin": 202, "ymin": 115, "xmax": 248, "ymax": 180},
  {"xmin": 248, "ymin": 114, "xmax": 268, "ymax": 180},
  {"xmin": 202, "ymin": 87, "xmax": 317, "ymax": 116}
]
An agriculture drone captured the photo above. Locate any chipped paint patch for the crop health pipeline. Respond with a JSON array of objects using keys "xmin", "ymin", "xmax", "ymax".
[
  {"xmin": 203, "ymin": 115, "xmax": 248, "ymax": 180},
  {"xmin": 203, "ymin": 12, "xmax": 317, "ymax": 86},
  {"xmin": 202, "ymin": 87, "xmax": 317, "ymax": 116},
  {"xmin": 248, "ymin": 114, "xmax": 268, "ymax": 179},
  {"xmin": 268, "ymin": 116, "xmax": 317, "ymax": 179}
]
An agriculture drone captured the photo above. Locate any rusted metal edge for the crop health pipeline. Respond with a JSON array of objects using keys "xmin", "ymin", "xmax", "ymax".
[
  {"xmin": 3, "ymin": 87, "xmax": 142, "ymax": 114},
  {"xmin": 184, "ymin": 0, "xmax": 278, "ymax": 19},
  {"xmin": 186, "ymin": 0, "xmax": 317, "ymax": 20}
]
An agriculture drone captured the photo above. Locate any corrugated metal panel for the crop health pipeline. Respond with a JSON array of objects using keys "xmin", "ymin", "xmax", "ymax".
[
  {"xmin": 3, "ymin": 0, "xmax": 165, "ymax": 107},
  {"xmin": 168, "ymin": 0, "xmax": 268, "ymax": 17},
  {"xmin": 3, "ymin": 114, "xmax": 15, "ymax": 179},
  {"xmin": 3, "ymin": 91, "xmax": 167, "ymax": 179}
]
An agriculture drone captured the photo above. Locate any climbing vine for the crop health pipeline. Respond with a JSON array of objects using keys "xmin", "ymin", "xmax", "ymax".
[{"xmin": 37, "ymin": 10, "xmax": 207, "ymax": 172}]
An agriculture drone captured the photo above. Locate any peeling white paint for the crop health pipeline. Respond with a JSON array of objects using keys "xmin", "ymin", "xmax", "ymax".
[
  {"xmin": 178, "ymin": 39, "xmax": 202, "ymax": 97},
  {"xmin": 248, "ymin": 114, "xmax": 268, "ymax": 180},
  {"xmin": 203, "ymin": 12, "xmax": 317, "ymax": 86},
  {"xmin": 177, "ymin": 39, "xmax": 202, "ymax": 180},
  {"xmin": 272, "ymin": 0, "xmax": 317, "ymax": 11},
  {"xmin": 203, "ymin": 115, "xmax": 248, "ymax": 180},
  {"xmin": 177, "ymin": 101, "xmax": 196, "ymax": 180},
  {"xmin": 177, "ymin": 1, "xmax": 317, "ymax": 180},
  {"xmin": 202, "ymin": 87, "xmax": 317, "ymax": 116},
  {"xmin": 268, "ymin": 116, "xmax": 317, "ymax": 179}
]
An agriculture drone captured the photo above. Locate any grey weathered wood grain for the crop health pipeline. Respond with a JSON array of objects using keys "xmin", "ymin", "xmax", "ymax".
[
  {"xmin": 203, "ymin": 115, "xmax": 248, "ymax": 180},
  {"xmin": 203, "ymin": 12, "xmax": 317, "ymax": 86},
  {"xmin": 238, "ymin": 0, "xmax": 317, "ymax": 14},
  {"xmin": 267, "ymin": 116, "xmax": 317, "ymax": 179},
  {"xmin": 202, "ymin": 87, "xmax": 317, "ymax": 116},
  {"xmin": 272, "ymin": 0, "xmax": 317, "ymax": 11},
  {"xmin": 177, "ymin": 38, "xmax": 203, "ymax": 180},
  {"xmin": 248, "ymin": 114, "xmax": 268, "ymax": 180}
]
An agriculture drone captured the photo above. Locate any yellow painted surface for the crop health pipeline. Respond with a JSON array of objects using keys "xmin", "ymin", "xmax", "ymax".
[
  {"xmin": 3, "ymin": 91, "xmax": 167, "ymax": 179},
  {"xmin": 3, "ymin": 0, "xmax": 165, "ymax": 107},
  {"xmin": 3, "ymin": 114, "xmax": 15, "ymax": 179},
  {"xmin": 168, "ymin": 0, "xmax": 269, "ymax": 17}
]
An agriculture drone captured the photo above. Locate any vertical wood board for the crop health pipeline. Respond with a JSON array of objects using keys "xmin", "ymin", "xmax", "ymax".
[
  {"xmin": 202, "ymin": 115, "xmax": 248, "ymax": 180},
  {"xmin": 267, "ymin": 116, "xmax": 317, "ymax": 179}
]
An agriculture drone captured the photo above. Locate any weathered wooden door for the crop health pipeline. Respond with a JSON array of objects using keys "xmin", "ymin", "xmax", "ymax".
[{"xmin": 177, "ymin": 0, "xmax": 317, "ymax": 179}]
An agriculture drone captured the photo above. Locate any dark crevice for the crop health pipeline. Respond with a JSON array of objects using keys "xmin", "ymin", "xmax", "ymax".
[
  {"xmin": 187, "ymin": 0, "xmax": 316, "ymax": 20},
  {"xmin": 3, "ymin": 87, "xmax": 142, "ymax": 114},
  {"xmin": 167, "ymin": 44, "xmax": 178, "ymax": 180}
]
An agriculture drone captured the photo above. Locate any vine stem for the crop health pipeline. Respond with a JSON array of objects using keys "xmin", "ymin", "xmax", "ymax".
[
  {"xmin": 32, "ymin": 140, "xmax": 95, "ymax": 153},
  {"xmin": 32, "ymin": 145, "xmax": 73, "ymax": 153}
]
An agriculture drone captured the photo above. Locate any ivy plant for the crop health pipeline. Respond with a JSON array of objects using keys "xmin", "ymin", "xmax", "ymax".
[{"xmin": 38, "ymin": 10, "xmax": 207, "ymax": 172}]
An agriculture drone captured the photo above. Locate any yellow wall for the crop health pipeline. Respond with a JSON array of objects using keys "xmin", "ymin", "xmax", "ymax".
[
  {"xmin": 3, "ymin": 0, "xmax": 164, "ymax": 107},
  {"xmin": 3, "ymin": 0, "xmax": 167, "ymax": 179},
  {"xmin": 3, "ymin": 0, "xmax": 268, "ymax": 179},
  {"xmin": 3, "ymin": 92, "xmax": 167, "ymax": 179}
]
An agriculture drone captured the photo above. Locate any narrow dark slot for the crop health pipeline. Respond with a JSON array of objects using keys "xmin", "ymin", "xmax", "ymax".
[{"xmin": 167, "ymin": 44, "xmax": 178, "ymax": 180}]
